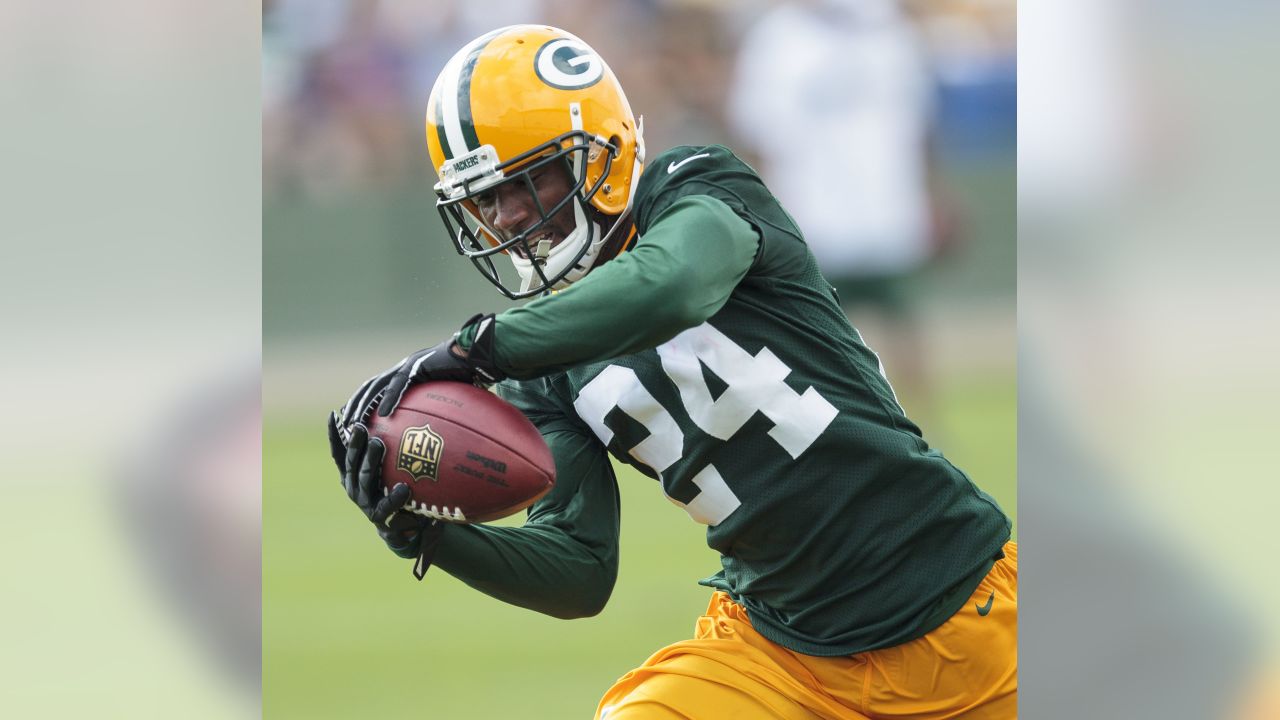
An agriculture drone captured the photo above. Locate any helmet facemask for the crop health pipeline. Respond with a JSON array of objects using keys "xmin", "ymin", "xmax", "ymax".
[{"xmin": 435, "ymin": 131, "xmax": 623, "ymax": 299}]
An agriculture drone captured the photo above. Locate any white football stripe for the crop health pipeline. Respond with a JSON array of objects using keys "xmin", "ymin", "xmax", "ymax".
[{"xmin": 437, "ymin": 49, "xmax": 469, "ymax": 157}]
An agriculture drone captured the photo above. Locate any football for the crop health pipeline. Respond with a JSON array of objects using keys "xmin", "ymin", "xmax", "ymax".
[{"xmin": 365, "ymin": 381, "xmax": 555, "ymax": 523}]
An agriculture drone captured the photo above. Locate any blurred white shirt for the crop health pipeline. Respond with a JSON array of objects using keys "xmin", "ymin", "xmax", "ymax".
[{"xmin": 730, "ymin": 0, "xmax": 932, "ymax": 276}]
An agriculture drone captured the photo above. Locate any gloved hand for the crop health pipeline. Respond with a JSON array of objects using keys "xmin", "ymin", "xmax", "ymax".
[
  {"xmin": 327, "ymin": 414, "xmax": 431, "ymax": 557},
  {"xmin": 336, "ymin": 314, "xmax": 503, "ymax": 430}
]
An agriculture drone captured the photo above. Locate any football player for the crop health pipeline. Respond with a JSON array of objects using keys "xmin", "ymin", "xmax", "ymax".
[{"xmin": 330, "ymin": 25, "xmax": 1015, "ymax": 719}]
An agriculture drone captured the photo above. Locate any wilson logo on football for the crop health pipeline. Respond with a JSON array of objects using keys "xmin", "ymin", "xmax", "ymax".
[
  {"xmin": 398, "ymin": 423, "xmax": 444, "ymax": 482},
  {"xmin": 534, "ymin": 38, "xmax": 603, "ymax": 90}
]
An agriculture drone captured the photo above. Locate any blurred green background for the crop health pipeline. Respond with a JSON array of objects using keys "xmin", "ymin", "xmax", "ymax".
[{"xmin": 264, "ymin": 2, "xmax": 1014, "ymax": 716}]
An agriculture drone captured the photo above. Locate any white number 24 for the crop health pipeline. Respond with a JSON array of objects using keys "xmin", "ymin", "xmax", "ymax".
[{"xmin": 573, "ymin": 323, "xmax": 838, "ymax": 526}]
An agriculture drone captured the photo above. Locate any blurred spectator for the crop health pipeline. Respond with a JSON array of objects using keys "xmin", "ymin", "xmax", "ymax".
[
  {"xmin": 647, "ymin": 1, "xmax": 739, "ymax": 150},
  {"xmin": 264, "ymin": 0, "xmax": 548, "ymax": 201},
  {"xmin": 728, "ymin": 0, "xmax": 956, "ymax": 418},
  {"xmin": 908, "ymin": 0, "xmax": 1016, "ymax": 156},
  {"xmin": 264, "ymin": 0, "xmax": 752, "ymax": 204},
  {"xmin": 287, "ymin": 0, "xmax": 413, "ymax": 198}
]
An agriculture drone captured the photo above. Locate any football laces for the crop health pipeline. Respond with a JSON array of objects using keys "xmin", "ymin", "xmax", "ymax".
[{"xmin": 388, "ymin": 491, "xmax": 468, "ymax": 523}]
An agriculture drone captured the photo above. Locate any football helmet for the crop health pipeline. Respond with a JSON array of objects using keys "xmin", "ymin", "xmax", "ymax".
[{"xmin": 425, "ymin": 25, "xmax": 645, "ymax": 299}]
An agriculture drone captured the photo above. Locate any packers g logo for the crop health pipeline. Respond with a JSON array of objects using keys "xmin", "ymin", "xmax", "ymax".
[
  {"xmin": 534, "ymin": 38, "xmax": 603, "ymax": 90},
  {"xmin": 397, "ymin": 423, "xmax": 444, "ymax": 482}
]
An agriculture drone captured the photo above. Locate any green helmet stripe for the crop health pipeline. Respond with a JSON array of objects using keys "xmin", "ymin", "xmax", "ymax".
[
  {"xmin": 434, "ymin": 96, "xmax": 453, "ymax": 160},
  {"xmin": 455, "ymin": 31, "xmax": 499, "ymax": 153},
  {"xmin": 435, "ymin": 26, "xmax": 505, "ymax": 159}
]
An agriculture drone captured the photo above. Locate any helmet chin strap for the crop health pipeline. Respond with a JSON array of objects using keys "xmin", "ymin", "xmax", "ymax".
[
  {"xmin": 533, "ymin": 238, "xmax": 553, "ymax": 264},
  {"xmin": 517, "ymin": 263, "xmax": 537, "ymax": 295}
]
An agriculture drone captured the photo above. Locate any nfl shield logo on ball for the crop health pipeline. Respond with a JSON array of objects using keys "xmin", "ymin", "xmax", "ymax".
[{"xmin": 398, "ymin": 423, "xmax": 444, "ymax": 482}]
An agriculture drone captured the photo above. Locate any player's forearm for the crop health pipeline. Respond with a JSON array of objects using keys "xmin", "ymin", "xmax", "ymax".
[
  {"xmin": 432, "ymin": 524, "xmax": 616, "ymax": 619},
  {"xmin": 490, "ymin": 195, "xmax": 759, "ymax": 379}
]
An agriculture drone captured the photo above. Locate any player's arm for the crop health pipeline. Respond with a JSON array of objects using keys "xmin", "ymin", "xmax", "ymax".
[
  {"xmin": 470, "ymin": 194, "xmax": 759, "ymax": 379},
  {"xmin": 428, "ymin": 424, "xmax": 620, "ymax": 619},
  {"xmin": 343, "ymin": 194, "xmax": 757, "ymax": 421}
]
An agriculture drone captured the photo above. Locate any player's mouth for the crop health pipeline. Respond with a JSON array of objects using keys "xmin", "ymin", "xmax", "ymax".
[{"xmin": 510, "ymin": 230, "xmax": 561, "ymax": 261}]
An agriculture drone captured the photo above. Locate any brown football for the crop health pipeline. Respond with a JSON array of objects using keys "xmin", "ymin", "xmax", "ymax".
[{"xmin": 365, "ymin": 381, "xmax": 555, "ymax": 523}]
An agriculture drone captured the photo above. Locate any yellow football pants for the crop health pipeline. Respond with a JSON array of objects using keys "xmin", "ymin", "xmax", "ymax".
[{"xmin": 597, "ymin": 542, "xmax": 1017, "ymax": 719}]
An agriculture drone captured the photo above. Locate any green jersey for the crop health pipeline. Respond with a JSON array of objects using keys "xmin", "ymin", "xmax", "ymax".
[{"xmin": 438, "ymin": 145, "xmax": 1009, "ymax": 656}]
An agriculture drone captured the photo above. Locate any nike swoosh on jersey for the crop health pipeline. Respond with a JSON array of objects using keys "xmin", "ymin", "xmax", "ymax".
[{"xmin": 667, "ymin": 152, "xmax": 711, "ymax": 174}]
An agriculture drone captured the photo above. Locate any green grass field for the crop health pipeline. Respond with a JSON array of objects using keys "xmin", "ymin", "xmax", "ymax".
[{"xmin": 264, "ymin": 370, "xmax": 1015, "ymax": 718}]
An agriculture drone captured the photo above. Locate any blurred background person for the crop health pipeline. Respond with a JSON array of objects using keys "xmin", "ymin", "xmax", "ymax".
[{"xmin": 729, "ymin": 0, "xmax": 957, "ymax": 420}]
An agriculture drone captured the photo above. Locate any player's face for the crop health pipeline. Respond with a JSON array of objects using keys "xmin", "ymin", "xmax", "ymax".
[{"xmin": 474, "ymin": 161, "xmax": 578, "ymax": 259}]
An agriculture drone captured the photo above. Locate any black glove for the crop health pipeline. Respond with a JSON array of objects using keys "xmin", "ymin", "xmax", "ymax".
[
  {"xmin": 337, "ymin": 314, "xmax": 503, "ymax": 429},
  {"xmin": 328, "ymin": 415, "xmax": 432, "ymax": 558}
]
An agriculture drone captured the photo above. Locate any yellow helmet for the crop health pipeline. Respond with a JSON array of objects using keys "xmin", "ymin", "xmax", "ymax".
[{"xmin": 426, "ymin": 25, "xmax": 645, "ymax": 299}]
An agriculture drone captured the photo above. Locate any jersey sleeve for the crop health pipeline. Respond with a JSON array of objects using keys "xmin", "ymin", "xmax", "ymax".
[
  {"xmin": 428, "ymin": 380, "xmax": 621, "ymax": 619},
  {"xmin": 486, "ymin": 192, "xmax": 759, "ymax": 379}
]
